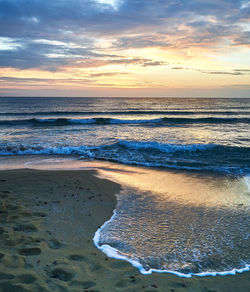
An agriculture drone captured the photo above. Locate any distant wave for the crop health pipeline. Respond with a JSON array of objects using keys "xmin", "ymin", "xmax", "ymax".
[
  {"xmin": 0, "ymin": 140, "xmax": 249, "ymax": 175},
  {"xmin": 0, "ymin": 110, "xmax": 250, "ymax": 116},
  {"xmin": 1, "ymin": 116, "xmax": 250, "ymax": 127},
  {"xmin": 0, "ymin": 117, "xmax": 162, "ymax": 126}
]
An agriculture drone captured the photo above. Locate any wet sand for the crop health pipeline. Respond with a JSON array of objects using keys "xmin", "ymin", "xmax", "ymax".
[{"xmin": 0, "ymin": 168, "xmax": 249, "ymax": 292}]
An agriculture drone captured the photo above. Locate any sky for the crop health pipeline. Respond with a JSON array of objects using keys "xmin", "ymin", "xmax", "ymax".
[{"xmin": 0, "ymin": 0, "xmax": 250, "ymax": 97}]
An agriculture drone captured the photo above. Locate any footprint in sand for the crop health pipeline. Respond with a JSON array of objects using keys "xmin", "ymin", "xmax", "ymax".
[
  {"xmin": 0, "ymin": 272, "xmax": 15, "ymax": 281},
  {"xmin": 32, "ymin": 212, "xmax": 46, "ymax": 218},
  {"xmin": 18, "ymin": 247, "xmax": 41, "ymax": 256},
  {"xmin": 2, "ymin": 254, "xmax": 27, "ymax": 269},
  {"xmin": 16, "ymin": 274, "xmax": 37, "ymax": 284},
  {"xmin": 68, "ymin": 254, "xmax": 87, "ymax": 262},
  {"xmin": 47, "ymin": 267, "xmax": 75, "ymax": 282},
  {"xmin": 0, "ymin": 282, "xmax": 32, "ymax": 292},
  {"xmin": 19, "ymin": 211, "xmax": 33, "ymax": 217},
  {"xmin": 13, "ymin": 224, "xmax": 37, "ymax": 233},
  {"xmin": 69, "ymin": 280, "xmax": 96, "ymax": 289},
  {"xmin": 115, "ymin": 278, "xmax": 140, "ymax": 290},
  {"xmin": 6, "ymin": 204, "xmax": 19, "ymax": 211},
  {"xmin": 108, "ymin": 261, "xmax": 130, "ymax": 270},
  {"xmin": 0, "ymin": 228, "xmax": 5, "ymax": 235},
  {"xmin": 47, "ymin": 239, "xmax": 63, "ymax": 249},
  {"xmin": 0, "ymin": 252, "xmax": 5, "ymax": 261}
]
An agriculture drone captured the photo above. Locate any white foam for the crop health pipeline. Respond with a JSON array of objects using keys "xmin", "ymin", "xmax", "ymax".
[
  {"xmin": 93, "ymin": 208, "xmax": 250, "ymax": 278},
  {"xmin": 0, "ymin": 144, "xmax": 93, "ymax": 156}
]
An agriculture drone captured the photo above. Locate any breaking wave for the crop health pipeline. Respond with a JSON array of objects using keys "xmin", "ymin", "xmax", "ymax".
[
  {"xmin": 0, "ymin": 116, "xmax": 249, "ymax": 127},
  {"xmin": 0, "ymin": 140, "xmax": 249, "ymax": 175}
]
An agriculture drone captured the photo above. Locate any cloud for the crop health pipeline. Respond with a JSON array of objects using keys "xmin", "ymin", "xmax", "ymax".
[
  {"xmin": 0, "ymin": 37, "xmax": 167, "ymax": 70},
  {"xmin": 0, "ymin": 1, "xmax": 248, "ymax": 41},
  {"xmin": 0, "ymin": 37, "xmax": 125, "ymax": 70},
  {"xmin": 232, "ymin": 32, "xmax": 250, "ymax": 46},
  {"xmin": 199, "ymin": 69, "xmax": 250, "ymax": 75},
  {"xmin": 114, "ymin": 35, "xmax": 170, "ymax": 49},
  {"xmin": 108, "ymin": 57, "xmax": 167, "ymax": 67},
  {"xmin": 0, "ymin": 76, "xmax": 90, "ymax": 85},
  {"xmin": 0, "ymin": 37, "xmax": 100, "ymax": 70},
  {"xmin": 89, "ymin": 72, "xmax": 128, "ymax": 77},
  {"xmin": 234, "ymin": 69, "xmax": 250, "ymax": 72},
  {"xmin": 142, "ymin": 61, "xmax": 167, "ymax": 67},
  {"xmin": 171, "ymin": 66, "xmax": 250, "ymax": 75},
  {"xmin": 172, "ymin": 67, "xmax": 184, "ymax": 70},
  {"xmin": 202, "ymin": 71, "xmax": 244, "ymax": 75},
  {"xmin": 0, "ymin": 0, "xmax": 249, "ymax": 73}
]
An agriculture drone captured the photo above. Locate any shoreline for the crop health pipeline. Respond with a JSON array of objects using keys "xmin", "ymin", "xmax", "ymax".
[
  {"xmin": 94, "ymin": 218, "xmax": 250, "ymax": 278},
  {"xmin": 0, "ymin": 166, "xmax": 249, "ymax": 291}
]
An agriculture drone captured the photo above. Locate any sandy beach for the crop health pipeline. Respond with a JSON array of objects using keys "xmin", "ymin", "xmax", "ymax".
[{"xmin": 0, "ymin": 168, "xmax": 249, "ymax": 292}]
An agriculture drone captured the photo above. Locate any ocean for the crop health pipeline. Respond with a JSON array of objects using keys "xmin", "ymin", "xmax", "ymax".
[
  {"xmin": 0, "ymin": 96, "xmax": 249, "ymax": 276},
  {"xmin": 0, "ymin": 97, "xmax": 250, "ymax": 175}
]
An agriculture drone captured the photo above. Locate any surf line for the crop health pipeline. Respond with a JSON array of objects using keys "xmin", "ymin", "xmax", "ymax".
[{"xmin": 93, "ymin": 195, "xmax": 250, "ymax": 278}]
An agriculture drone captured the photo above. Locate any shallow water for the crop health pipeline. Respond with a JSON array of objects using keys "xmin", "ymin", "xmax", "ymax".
[{"xmin": 90, "ymin": 162, "xmax": 250, "ymax": 276}]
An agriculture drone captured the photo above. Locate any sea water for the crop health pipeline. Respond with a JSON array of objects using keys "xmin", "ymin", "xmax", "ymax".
[{"xmin": 0, "ymin": 96, "xmax": 249, "ymax": 276}]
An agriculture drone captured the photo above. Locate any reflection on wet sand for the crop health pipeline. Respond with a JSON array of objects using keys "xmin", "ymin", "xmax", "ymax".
[{"xmin": 0, "ymin": 156, "xmax": 249, "ymax": 276}]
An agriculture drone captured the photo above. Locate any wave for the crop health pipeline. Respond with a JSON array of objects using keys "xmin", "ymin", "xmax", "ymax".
[
  {"xmin": 1, "ymin": 116, "xmax": 250, "ymax": 127},
  {"xmin": 0, "ymin": 144, "xmax": 92, "ymax": 156},
  {"xmin": 117, "ymin": 140, "xmax": 216, "ymax": 152},
  {"xmin": 0, "ymin": 140, "xmax": 249, "ymax": 175},
  {"xmin": 0, "ymin": 117, "xmax": 162, "ymax": 126},
  {"xmin": 1, "ymin": 110, "xmax": 250, "ymax": 116},
  {"xmin": 89, "ymin": 141, "xmax": 250, "ymax": 174},
  {"xmin": 160, "ymin": 117, "xmax": 250, "ymax": 124}
]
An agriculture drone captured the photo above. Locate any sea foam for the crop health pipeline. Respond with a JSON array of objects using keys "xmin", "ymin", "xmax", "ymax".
[{"xmin": 93, "ymin": 207, "xmax": 250, "ymax": 278}]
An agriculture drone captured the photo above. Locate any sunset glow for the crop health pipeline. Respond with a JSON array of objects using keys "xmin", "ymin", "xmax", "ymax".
[{"xmin": 0, "ymin": 0, "xmax": 250, "ymax": 97}]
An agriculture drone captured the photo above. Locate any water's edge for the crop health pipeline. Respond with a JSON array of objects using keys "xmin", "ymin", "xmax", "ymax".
[{"xmin": 93, "ymin": 195, "xmax": 250, "ymax": 278}]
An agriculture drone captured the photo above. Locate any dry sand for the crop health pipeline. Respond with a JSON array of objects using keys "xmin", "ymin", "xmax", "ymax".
[{"xmin": 0, "ymin": 169, "xmax": 249, "ymax": 292}]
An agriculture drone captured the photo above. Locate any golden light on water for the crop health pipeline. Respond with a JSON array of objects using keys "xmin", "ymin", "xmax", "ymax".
[{"xmin": 4, "ymin": 157, "xmax": 248, "ymax": 210}]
